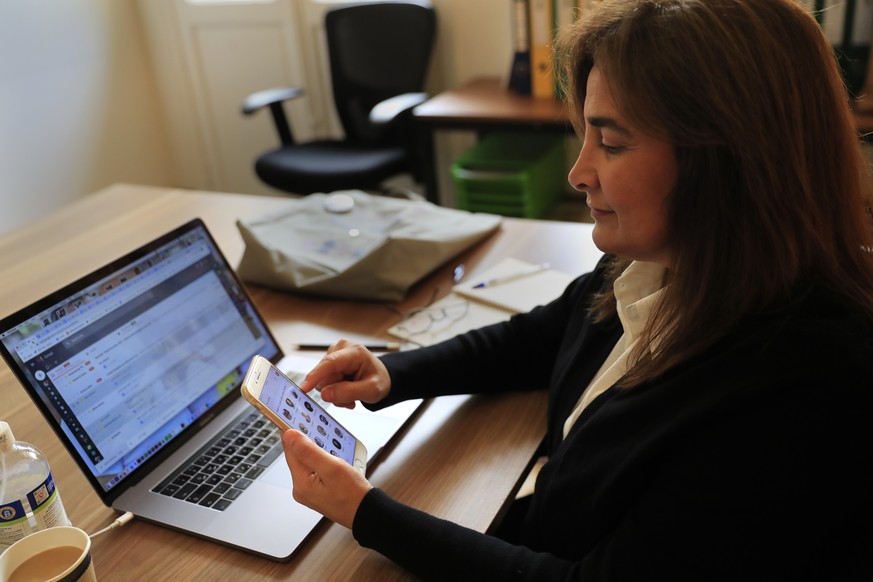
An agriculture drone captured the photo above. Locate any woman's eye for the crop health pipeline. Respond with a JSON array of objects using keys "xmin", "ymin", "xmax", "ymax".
[{"xmin": 600, "ymin": 142, "xmax": 623, "ymax": 155}]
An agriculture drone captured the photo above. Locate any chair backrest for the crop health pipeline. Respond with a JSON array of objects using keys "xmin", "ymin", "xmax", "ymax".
[{"xmin": 325, "ymin": 1, "xmax": 436, "ymax": 145}]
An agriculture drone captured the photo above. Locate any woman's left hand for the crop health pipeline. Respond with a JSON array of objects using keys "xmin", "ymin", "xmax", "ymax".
[{"xmin": 281, "ymin": 429, "xmax": 373, "ymax": 529}]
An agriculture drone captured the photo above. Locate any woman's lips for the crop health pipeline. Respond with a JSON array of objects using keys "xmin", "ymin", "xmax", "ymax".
[{"xmin": 588, "ymin": 205, "xmax": 613, "ymax": 220}]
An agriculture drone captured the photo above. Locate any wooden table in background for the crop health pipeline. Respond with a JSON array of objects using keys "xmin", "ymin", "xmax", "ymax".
[
  {"xmin": 413, "ymin": 77, "xmax": 573, "ymax": 204},
  {"xmin": 0, "ymin": 184, "xmax": 599, "ymax": 581}
]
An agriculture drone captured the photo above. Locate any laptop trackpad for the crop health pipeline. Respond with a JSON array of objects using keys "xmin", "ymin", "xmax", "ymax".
[{"xmin": 261, "ymin": 460, "xmax": 294, "ymax": 490}]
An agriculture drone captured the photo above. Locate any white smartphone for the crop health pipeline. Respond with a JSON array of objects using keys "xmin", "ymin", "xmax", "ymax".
[{"xmin": 241, "ymin": 355, "xmax": 367, "ymax": 473}]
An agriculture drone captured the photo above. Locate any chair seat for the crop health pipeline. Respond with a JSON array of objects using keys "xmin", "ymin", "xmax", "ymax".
[
  {"xmin": 243, "ymin": 2, "xmax": 436, "ymax": 197},
  {"xmin": 256, "ymin": 141, "xmax": 408, "ymax": 195}
]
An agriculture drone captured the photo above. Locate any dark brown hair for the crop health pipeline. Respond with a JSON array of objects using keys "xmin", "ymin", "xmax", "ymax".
[{"xmin": 558, "ymin": 0, "xmax": 873, "ymax": 385}]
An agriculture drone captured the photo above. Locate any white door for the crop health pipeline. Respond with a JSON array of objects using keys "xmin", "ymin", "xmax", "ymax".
[{"xmin": 137, "ymin": 0, "xmax": 330, "ymax": 196}]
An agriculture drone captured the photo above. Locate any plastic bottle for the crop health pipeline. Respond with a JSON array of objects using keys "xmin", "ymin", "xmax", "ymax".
[{"xmin": 0, "ymin": 421, "xmax": 71, "ymax": 551}]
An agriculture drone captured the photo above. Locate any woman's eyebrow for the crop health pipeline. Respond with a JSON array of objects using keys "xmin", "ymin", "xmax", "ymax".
[{"xmin": 587, "ymin": 116, "xmax": 631, "ymax": 136}]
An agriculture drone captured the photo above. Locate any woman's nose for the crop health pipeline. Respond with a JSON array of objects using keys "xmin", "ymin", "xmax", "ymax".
[{"xmin": 568, "ymin": 146, "xmax": 597, "ymax": 192}]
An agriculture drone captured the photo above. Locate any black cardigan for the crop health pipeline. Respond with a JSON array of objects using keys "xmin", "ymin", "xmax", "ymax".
[{"xmin": 354, "ymin": 258, "xmax": 873, "ymax": 581}]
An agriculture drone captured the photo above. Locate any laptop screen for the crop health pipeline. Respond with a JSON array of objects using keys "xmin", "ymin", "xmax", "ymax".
[{"xmin": 0, "ymin": 220, "xmax": 281, "ymax": 495}]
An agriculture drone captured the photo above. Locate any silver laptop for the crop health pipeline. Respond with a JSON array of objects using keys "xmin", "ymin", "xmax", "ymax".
[{"xmin": 0, "ymin": 219, "xmax": 422, "ymax": 560}]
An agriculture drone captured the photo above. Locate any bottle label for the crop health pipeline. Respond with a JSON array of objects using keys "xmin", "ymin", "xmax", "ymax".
[
  {"xmin": 0, "ymin": 471, "xmax": 70, "ymax": 548},
  {"xmin": 0, "ymin": 499, "xmax": 28, "ymax": 525},
  {"xmin": 27, "ymin": 471, "xmax": 69, "ymax": 529},
  {"xmin": 0, "ymin": 499, "xmax": 31, "ymax": 546}
]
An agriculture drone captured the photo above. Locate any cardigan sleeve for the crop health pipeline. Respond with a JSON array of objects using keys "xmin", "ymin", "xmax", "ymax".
[
  {"xmin": 350, "ymin": 488, "xmax": 711, "ymax": 581},
  {"xmin": 352, "ymin": 488, "xmax": 578, "ymax": 581},
  {"xmin": 372, "ymin": 258, "xmax": 612, "ymax": 409}
]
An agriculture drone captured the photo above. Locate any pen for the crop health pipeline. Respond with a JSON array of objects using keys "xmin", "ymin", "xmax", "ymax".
[
  {"xmin": 292, "ymin": 342, "xmax": 401, "ymax": 352},
  {"xmin": 472, "ymin": 262, "xmax": 551, "ymax": 288}
]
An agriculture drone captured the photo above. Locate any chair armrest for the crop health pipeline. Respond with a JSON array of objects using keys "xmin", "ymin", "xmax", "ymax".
[
  {"xmin": 242, "ymin": 87, "xmax": 305, "ymax": 146},
  {"xmin": 241, "ymin": 87, "xmax": 305, "ymax": 115},
  {"xmin": 369, "ymin": 92, "xmax": 429, "ymax": 125}
]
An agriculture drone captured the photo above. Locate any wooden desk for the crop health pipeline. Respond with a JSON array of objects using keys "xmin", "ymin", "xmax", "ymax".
[
  {"xmin": 0, "ymin": 184, "xmax": 599, "ymax": 581},
  {"xmin": 413, "ymin": 77, "xmax": 573, "ymax": 204}
]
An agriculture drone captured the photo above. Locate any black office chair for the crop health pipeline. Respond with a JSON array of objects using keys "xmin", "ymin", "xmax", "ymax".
[{"xmin": 242, "ymin": 1, "xmax": 437, "ymax": 196}]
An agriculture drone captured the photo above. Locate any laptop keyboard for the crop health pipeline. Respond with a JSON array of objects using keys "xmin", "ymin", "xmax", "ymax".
[{"xmin": 153, "ymin": 410, "xmax": 283, "ymax": 511}]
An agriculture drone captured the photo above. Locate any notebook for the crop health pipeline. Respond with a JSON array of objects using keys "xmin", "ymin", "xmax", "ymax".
[
  {"xmin": 387, "ymin": 258, "xmax": 575, "ymax": 347},
  {"xmin": 453, "ymin": 257, "xmax": 575, "ymax": 313},
  {"xmin": 0, "ymin": 219, "xmax": 422, "ymax": 560}
]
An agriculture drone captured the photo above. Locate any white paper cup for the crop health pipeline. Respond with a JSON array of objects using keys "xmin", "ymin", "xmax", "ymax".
[{"xmin": 0, "ymin": 526, "xmax": 96, "ymax": 582}]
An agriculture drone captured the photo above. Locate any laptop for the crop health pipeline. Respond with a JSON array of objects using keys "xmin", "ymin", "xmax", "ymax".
[{"xmin": 0, "ymin": 219, "xmax": 422, "ymax": 560}]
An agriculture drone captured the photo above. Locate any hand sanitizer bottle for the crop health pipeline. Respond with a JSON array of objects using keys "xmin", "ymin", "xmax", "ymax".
[{"xmin": 0, "ymin": 421, "xmax": 71, "ymax": 550}]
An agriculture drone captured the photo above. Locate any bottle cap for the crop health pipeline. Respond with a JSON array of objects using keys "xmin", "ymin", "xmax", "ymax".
[{"xmin": 0, "ymin": 421, "xmax": 13, "ymax": 452}]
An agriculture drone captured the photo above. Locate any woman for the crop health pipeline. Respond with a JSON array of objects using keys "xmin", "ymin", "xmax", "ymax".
[{"xmin": 282, "ymin": 0, "xmax": 873, "ymax": 579}]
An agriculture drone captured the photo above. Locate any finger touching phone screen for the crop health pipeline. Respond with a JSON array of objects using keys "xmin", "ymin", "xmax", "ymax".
[{"xmin": 242, "ymin": 355, "xmax": 367, "ymax": 472}]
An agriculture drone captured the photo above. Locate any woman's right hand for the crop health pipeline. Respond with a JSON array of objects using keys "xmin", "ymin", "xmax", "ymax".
[{"xmin": 298, "ymin": 338, "xmax": 392, "ymax": 409}]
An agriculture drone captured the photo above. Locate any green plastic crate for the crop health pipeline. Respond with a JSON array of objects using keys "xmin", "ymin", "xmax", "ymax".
[{"xmin": 451, "ymin": 133, "xmax": 566, "ymax": 218}]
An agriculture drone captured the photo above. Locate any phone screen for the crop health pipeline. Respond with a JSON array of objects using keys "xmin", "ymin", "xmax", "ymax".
[{"xmin": 258, "ymin": 366, "xmax": 358, "ymax": 465}]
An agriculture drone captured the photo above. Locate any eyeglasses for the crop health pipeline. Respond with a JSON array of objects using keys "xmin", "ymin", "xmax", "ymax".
[{"xmin": 393, "ymin": 301, "xmax": 470, "ymax": 336}]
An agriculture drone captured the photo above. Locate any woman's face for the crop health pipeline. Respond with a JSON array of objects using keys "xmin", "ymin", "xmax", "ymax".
[{"xmin": 568, "ymin": 65, "xmax": 677, "ymax": 268}]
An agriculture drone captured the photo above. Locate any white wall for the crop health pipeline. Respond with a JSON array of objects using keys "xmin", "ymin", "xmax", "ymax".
[
  {"xmin": 435, "ymin": 0, "xmax": 512, "ymax": 87},
  {"xmin": 0, "ymin": 0, "xmax": 175, "ymax": 235},
  {"xmin": 0, "ymin": 0, "xmax": 513, "ymax": 235}
]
